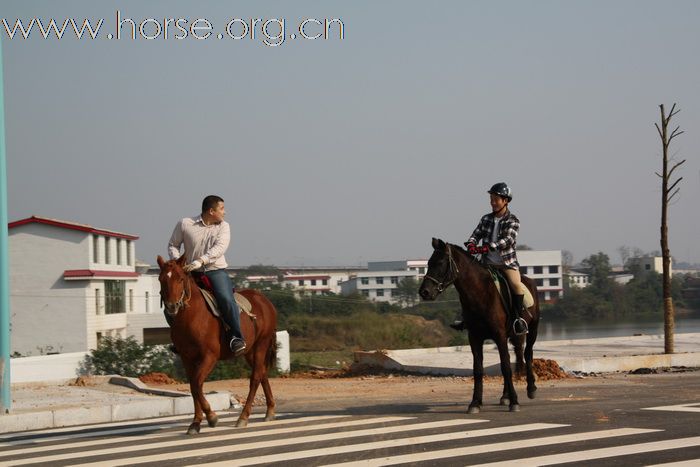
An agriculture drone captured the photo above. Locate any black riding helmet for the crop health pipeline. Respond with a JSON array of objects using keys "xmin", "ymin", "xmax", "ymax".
[{"xmin": 488, "ymin": 182, "xmax": 513, "ymax": 201}]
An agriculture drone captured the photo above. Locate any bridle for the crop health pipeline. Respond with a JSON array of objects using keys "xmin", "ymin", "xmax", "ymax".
[
  {"xmin": 423, "ymin": 243, "xmax": 460, "ymax": 293},
  {"xmin": 161, "ymin": 268, "xmax": 192, "ymax": 316}
]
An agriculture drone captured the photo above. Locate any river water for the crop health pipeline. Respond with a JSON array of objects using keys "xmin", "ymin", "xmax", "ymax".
[{"xmin": 538, "ymin": 312, "xmax": 700, "ymax": 341}]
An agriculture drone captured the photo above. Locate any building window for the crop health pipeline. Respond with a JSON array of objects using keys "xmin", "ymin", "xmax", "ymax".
[
  {"xmin": 550, "ymin": 278, "xmax": 559, "ymax": 287},
  {"xmin": 376, "ymin": 277, "xmax": 384, "ymax": 285},
  {"xmin": 311, "ymin": 279, "xmax": 317, "ymax": 286},
  {"xmin": 391, "ymin": 276, "xmax": 398, "ymax": 285},
  {"xmin": 533, "ymin": 266, "xmax": 543, "ymax": 274},
  {"xmin": 362, "ymin": 290, "xmax": 369, "ymax": 296},
  {"xmin": 96, "ymin": 332, "xmax": 103, "ymax": 346},
  {"xmin": 93, "ymin": 235, "xmax": 99, "ymax": 263},
  {"xmin": 361, "ymin": 277, "xmax": 369, "ymax": 285},
  {"xmin": 105, "ymin": 238, "xmax": 111, "ymax": 264},
  {"xmin": 105, "ymin": 280, "xmax": 126, "ymax": 314},
  {"xmin": 376, "ymin": 289, "xmax": 384, "ymax": 297},
  {"xmin": 95, "ymin": 288, "xmax": 101, "ymax": 314},
  {"xmin": 549, "ymin": 265, "xmax": 559, "ymax": 274},
  {"xmin": 322, "ymin": 279, "xmax": 328, "ymax": 286},
  {"xmin": 129, "ymin": 289, "xmax": 133, "ymax": 312},
  {"xmin": 419, "ymin": 267, "xmax": 426, "ymax": 274},
  {"xmin": 645, "ymin": 264, "xmax": 651, "ymax": 270},
  {"xmin": 145, "ymin": 291, "xmax": 150, "ymax": 313},
  {"xmin": 535, "ymin": 278, "xmax": 544, "ymax": 286},
  {"xmin": 298, "ymin": 280, "xmax": 304, "ymax": 286},
  {"xmin": 520, "ymin": 267, "xmax": 528, "ymax": 275}
]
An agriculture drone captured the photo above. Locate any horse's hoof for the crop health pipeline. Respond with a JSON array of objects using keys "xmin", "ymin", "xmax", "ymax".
[
  {"xmin": 206, "ymin": 413, "xmax": 219, "ymax": 428},
  {"xmin": 186, "ymin": 424, "xmax": 201, "ymax": 435},
  {"xmin": 509, "ymin": 404, "xmax": 521, "ymax": 412},
  {"xmin": 499, "ymin": 397, "xmax": 510, "ymax": 406},
  {"xmin": 527, "ymin": 389, "xmax": 537, "ymax": 399},
  {"xmin": 236, "ymin": 418, "xmax": 249, "ymax": 428},
  {"xmin": 467, "ymin": 405, "xmax": 481, "ymax": 414},
  {"xmin": 264, "ymin": 413, "xmax": 276, "ymax": 422}
]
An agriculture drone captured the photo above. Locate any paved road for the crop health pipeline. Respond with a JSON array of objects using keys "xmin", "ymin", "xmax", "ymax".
[{"xmin": 1, "ymin": 372, "xmax": 699, "ymax": 466}]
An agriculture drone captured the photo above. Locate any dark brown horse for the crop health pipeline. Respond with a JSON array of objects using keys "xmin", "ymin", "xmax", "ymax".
[
  {"xmin": 157, "ymin": 255, "xmax": 278, "ymax": 434},
  {"xmin": 418, "ymin": 238, "xmax": 540, "ymax": 413}
]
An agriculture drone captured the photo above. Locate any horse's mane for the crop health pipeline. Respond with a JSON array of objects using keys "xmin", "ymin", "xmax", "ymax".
[{"xmin": 447, "ymin": 243, "xmax": 479, "ymax": 263}]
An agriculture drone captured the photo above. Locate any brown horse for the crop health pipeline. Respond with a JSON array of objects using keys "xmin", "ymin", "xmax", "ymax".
[
  {"xmin": 418, "ymin": 238, "xmax": 540, "ymax": 413},
  {"xmin": 157, "ymin": 255, "xmax": 278, "ymax": 434}
]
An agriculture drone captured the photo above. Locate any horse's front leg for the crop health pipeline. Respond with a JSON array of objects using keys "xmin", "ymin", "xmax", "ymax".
[
  {"xmin": 496, "ymin": 337, "xmax": 519, "ymax": 412},
  {"xmin": 185, "ymin": 354, "xmax": 219, "ymax": 435},
  {"xmin": 237, "ymin": 347, "xmax": 265, "ymax": 428},
  {"xmin": 467, "ymin": 333, "xmax": 484, "ymax": 414}
]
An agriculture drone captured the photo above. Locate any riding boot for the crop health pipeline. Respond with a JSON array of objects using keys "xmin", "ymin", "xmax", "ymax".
[
  {"xmin": 512, "ymin": 294, "xmax": 528, "ymax": 336},
  {"xmin": 221, "ymin": 301, "xmax": 246, "ymax": 356}
]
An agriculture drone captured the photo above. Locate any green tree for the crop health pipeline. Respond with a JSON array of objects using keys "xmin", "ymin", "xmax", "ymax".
[
  {"xmin": 581, "ymin": 252, "xmax": 614, "ymax": 296},
  {"xmin": 394, "ymin": 277, "xmax": 419, "ymax": 307}
]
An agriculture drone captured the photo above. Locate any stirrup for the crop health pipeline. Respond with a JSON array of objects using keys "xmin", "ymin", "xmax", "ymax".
[
  {"xmin": 230, "ymin": 337, "xmax": 246, "ymax": 356},
  {"xmin": 449, "ymin": 320, "xmax": 467, "ymax": 331},
  {"xmin": 513, "ymin": 318, "xmax": 528, "ymax": 336}
]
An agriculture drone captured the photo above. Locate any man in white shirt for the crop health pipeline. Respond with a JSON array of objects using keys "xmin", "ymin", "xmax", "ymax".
[{"xmin": 167, "ymin": 195, "xmax": 246, "ymax": 356}]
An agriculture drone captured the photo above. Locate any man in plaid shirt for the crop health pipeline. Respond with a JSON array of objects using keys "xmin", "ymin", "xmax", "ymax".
[{"xmin": 451, "ymin": 182, "xmax": 529, "ymax": 335}]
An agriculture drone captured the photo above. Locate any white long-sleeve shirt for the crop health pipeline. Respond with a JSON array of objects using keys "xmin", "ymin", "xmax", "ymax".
[{"xmin": 167, "ymin": 216, "xmax": 230, "ymax": 271}]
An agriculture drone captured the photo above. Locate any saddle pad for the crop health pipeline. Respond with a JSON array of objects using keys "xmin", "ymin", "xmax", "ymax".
[
  {"xmin": 492, "ymin": 276, "xmax": 535, "ymax": 309},
  {"xmin": 199, "ymin": 288, "xmax": 253, "ymax": 318}
]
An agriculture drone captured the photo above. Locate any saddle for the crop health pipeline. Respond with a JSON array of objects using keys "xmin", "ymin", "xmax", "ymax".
[
  {"xmin": 486, "ymin": 266, "xmax": 534, "ymax": 310},
  {"xmin": 193, "ymin": 274, "xmax": 254, "ymax": 321}
]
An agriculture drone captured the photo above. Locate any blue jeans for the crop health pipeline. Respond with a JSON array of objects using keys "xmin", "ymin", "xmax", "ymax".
[{"xmin": 204, "ymin": 269, "xmax": 243, "ymax": 340}]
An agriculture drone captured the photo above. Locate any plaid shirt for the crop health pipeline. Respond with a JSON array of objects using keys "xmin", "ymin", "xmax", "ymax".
[{"xmin": 467, "ymin": 210, "xmax": 520, "ymax": 269}]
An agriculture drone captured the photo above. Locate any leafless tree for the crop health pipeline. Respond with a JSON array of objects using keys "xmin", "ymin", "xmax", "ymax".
[{"xmin": 655, "ymin": 104, "xmax": 686, "ymax": 354}]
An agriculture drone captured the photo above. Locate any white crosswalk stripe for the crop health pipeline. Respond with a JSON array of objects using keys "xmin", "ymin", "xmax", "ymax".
[
  {"xmin": 643, "ymin": 403, "xmax": 700, "ymax": 413},
  {"xmin": 0, "ymin": 412, "xmax": 698, "ymax": 466}
]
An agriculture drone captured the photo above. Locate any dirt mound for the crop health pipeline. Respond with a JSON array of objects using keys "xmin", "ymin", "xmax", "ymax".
[
  {"xmin": 139, "ymin": 372, "xmax": 179, "ymax": 385},
  {"xmin": 532, "ymin": 358, "xmax": 570, "ymax": 380}
]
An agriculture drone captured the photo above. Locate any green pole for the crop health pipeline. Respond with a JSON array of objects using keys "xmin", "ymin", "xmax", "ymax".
[{"xmin": 0, "ymin": 35, "xmax": 11, "ymax": 413}]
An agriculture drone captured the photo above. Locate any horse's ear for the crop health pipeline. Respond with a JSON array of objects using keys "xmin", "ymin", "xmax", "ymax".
[
  {"xmin": 157, "ymin": 255, "xmax": 165, "ymax": 269},
  {"xmin": 176, "ymin": 254, "xmax": 187, "ymax": 267},
  {"xmin": 432, "ymin": 238, "xmax": 445, "ymax": 250}
]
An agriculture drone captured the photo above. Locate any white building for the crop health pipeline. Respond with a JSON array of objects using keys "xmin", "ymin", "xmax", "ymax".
[
  {"xmin": 630, "ymin": 256, "xmax": 670, "ymax": 275},
  {"xmin": 517, "ymin": 250, "xmax": 564, "ymax": 303},
  {"xmin": 239, "ymin": 267, "xmax": 365, "ymax": 295},
  {"xmin": 565, "ymin": 270, "xmax": 591, "ymax": 289},
  {"xmin": 8, "ymin": 216, "xmax": 166, "ymax": 356},
  {"xmin": 339, "ymin": 270, "xmax": 420, "ymax": 303}
]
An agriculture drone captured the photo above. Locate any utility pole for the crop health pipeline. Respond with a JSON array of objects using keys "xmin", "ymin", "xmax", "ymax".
[
  {"xmin": 0, "ymin": 35, "xmax": 11, "ymax": 413},
  {"xmin": 655, "ymin": 104, "xmax": 686, "ymax": 354}
]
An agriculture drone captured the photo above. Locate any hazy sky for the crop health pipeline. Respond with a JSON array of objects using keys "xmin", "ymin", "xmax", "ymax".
[{"xmin": 3, "ymin": 1, "xmax": 699, "ymax": 267}]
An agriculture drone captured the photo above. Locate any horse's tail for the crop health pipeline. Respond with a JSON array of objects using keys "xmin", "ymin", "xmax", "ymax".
[{"xmin": 265, "ymin": 331, "xmax": 278, "ymax": 370}]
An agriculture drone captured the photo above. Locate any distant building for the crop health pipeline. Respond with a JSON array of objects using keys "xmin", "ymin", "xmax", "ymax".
[
  {"xmin": 8, "ymin": 216, "xmax": 166, "ymax": 356},
  {"xmin": 517, "ymin": 250, "xmax": 563, "ymax": 303},
  {"xmin": 630, "ymin": 256, "xmax": 670, "ymax": 275},
  {"xmin": 339, "ymin": 270, "xmax": 420, "ymax": 303},
  {"xmin": 565, "ymin": 270, "xmax": 591, "ymax": 289},
  {"xmin": 239, "ymin": 267, "xmax": 365, "ymax": 295}
]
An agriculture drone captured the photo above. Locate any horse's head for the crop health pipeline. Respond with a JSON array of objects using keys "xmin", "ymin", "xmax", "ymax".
[
  {"xmin": 157, "ymin": 255, "xmax": 191, "ymax": 317},
  {"xmin": 419, "ymin": 238, "xmax": 460, "ymax": 301}
]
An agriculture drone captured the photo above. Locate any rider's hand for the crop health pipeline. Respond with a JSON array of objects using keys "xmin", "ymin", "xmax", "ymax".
[
  {"xmin": 183, "ymin": 259, "xmax": 203, "ymax": 272},
  {"xmin": 465, "ymin": 242, "xmax": 477, "ymax": 254}
]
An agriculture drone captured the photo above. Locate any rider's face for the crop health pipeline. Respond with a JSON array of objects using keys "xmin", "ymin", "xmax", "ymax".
[
  {"xmin": 490, "ymin": 194, "xmax": 508, "ymax": 214},
  {"xmin": 208, "ymin": 202, "xmax": 226, "ymax": 224}
]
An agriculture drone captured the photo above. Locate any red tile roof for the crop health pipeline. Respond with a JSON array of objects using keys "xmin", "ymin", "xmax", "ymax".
[
  {"xmin": 64, "ymin": 269, "xmax": 140, "ymax": 280},
  {"xmin": 9, "ymin": 216, "xmax": 139, "ymax": 240}
]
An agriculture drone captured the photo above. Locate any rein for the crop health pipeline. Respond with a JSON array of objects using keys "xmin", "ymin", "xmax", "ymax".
[
  {"xmin": 162, "ymin": 271, "xmax": 192, "ymax": 315},
  {"xmin": 424, "ymin": 244, "xmax": 460, "ymax": 292}
]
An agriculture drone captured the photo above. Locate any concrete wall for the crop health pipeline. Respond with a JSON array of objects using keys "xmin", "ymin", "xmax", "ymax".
[
  {"xmin": 9, "ymin": 224, "xmax": 90, "ymax": 355},
  {"xmin": 10, "ymin": 331, "xmax": 291, "ymax": 383}
]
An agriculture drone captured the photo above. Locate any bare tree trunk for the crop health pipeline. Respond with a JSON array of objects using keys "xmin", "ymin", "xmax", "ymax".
[{"xmin": 656, "ymin": 104, "xmax": 685, "ymax": 354}]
